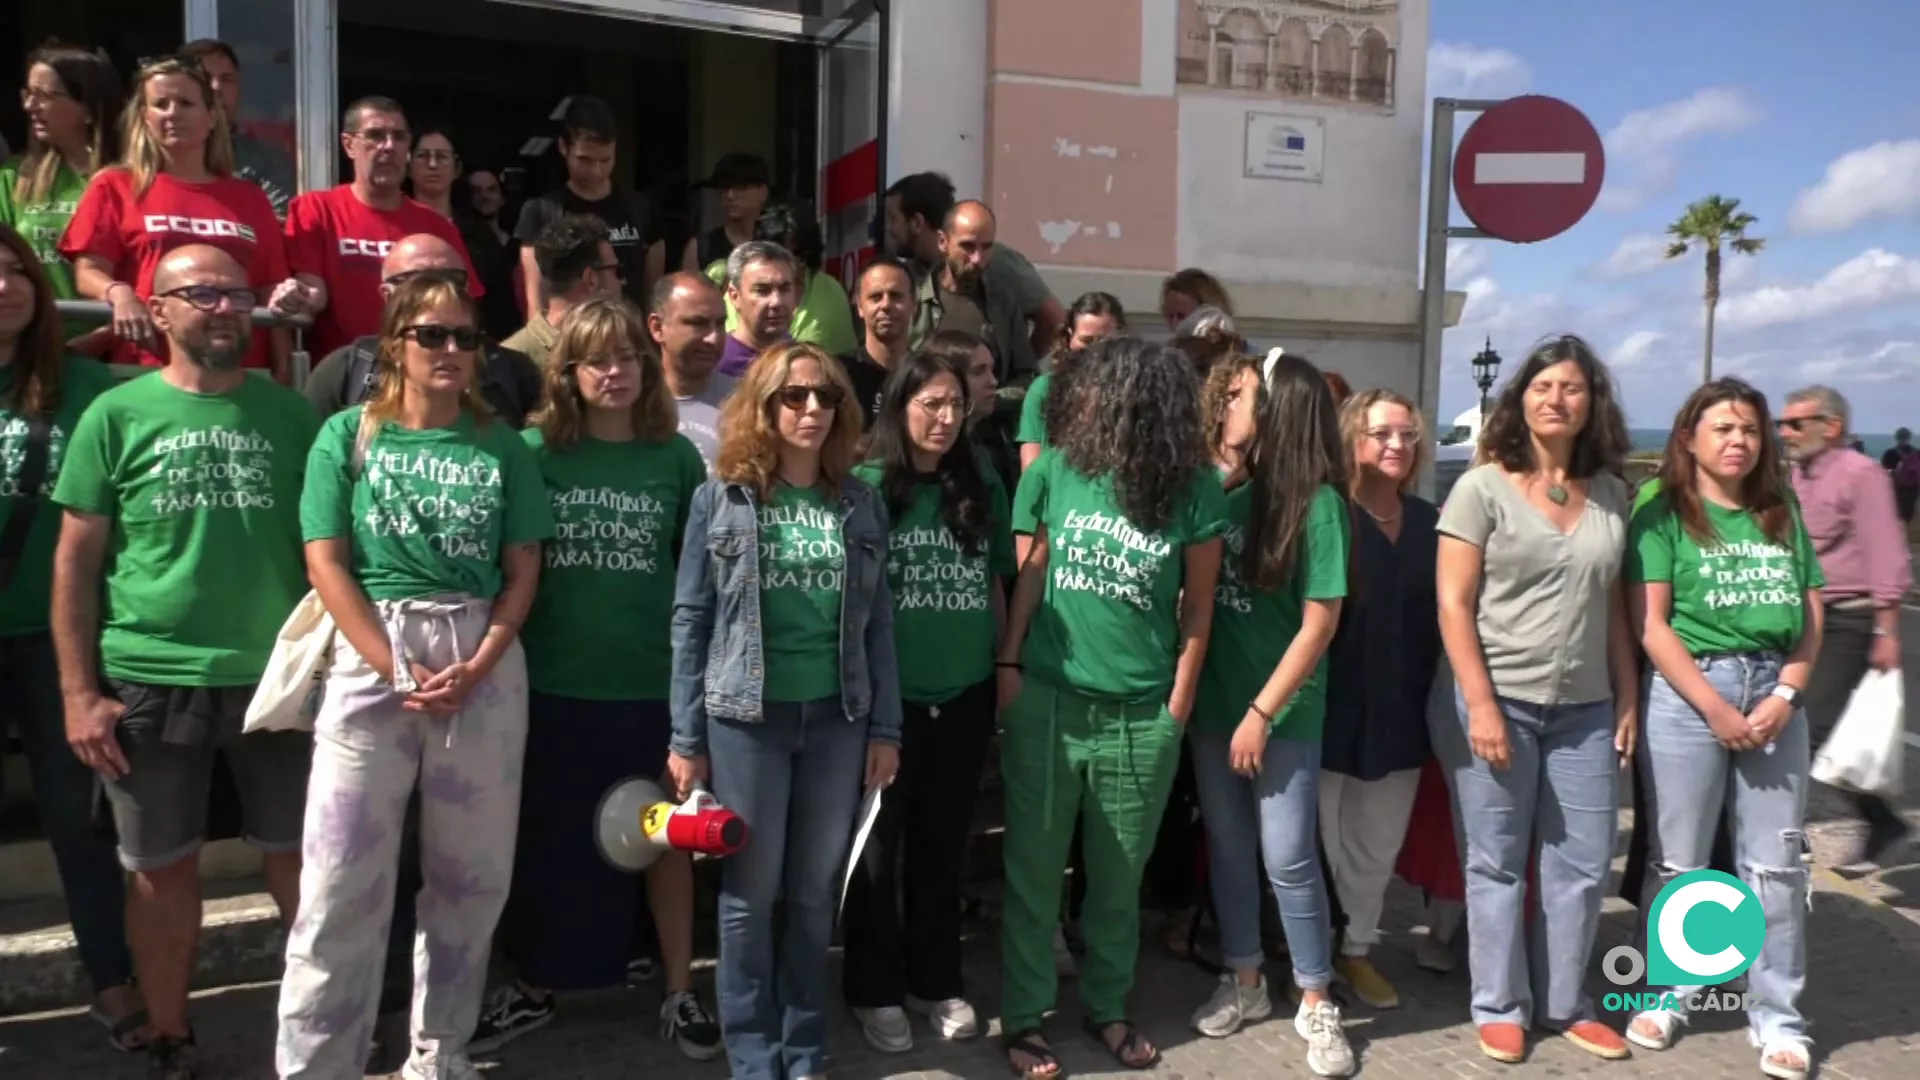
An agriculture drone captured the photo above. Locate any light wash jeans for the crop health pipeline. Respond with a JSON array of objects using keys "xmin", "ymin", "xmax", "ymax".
[
  {"xmin": 1638, "ymin": 654, "xmax": 1809, "ymax": 1045},
  {"xmin": 708, "ymin": 697, "xmax": 869, "ymax": 1080},
  {"xmin": 276, "ymin": 597, "xmax": 528, "ymax": 1078},
  {"xmin": 1189, "ymin": 731, "xmax": 1335, "ymax": 990},
  {"xmin": 1450, "ymin": 689, "xmax": 1619, "ymax": 1028}
]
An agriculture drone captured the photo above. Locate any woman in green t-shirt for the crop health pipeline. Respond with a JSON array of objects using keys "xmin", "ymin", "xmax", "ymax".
[
  {"xmin": 996, "ymin": 336, "xmax": 1227, "ymax": 1078},
  {"xmin": 1014, "ymin": 291, "xmax": 1125, "ymax": 474},
  {"xmin": 1187, "ymin": 350, "xmax": 1356, "ymax": 1074},
  {"xmin": 472, "ymin": 300, "xmax": 720, "ymax": 1058},
  {"xmin": 278, "ymin": 275, "xmax": 556, "ymax": 1077},
  {"xmin": 841, "ymin": 346, "xmax": 1015, "ymax": 1050},
  {"xmin": 1622, "ymin": 379, "xmax": 1823, "ymax": 1080}
]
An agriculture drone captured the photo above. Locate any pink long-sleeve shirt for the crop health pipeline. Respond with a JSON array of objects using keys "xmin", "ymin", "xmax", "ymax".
[{"xmin": 1790, "ymin": 446, "xmax": 1913, "ymax": 607}]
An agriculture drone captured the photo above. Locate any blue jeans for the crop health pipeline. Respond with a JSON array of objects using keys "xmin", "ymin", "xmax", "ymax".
[
  {"xmin": 1450, "ymin": 690, "xmax": 1619, "ymax": 1027},
  {"xmin": 1189, "ymin": 730, "xmax": 1335, "ymax": 990},
  {"xmin": 708, "ymin": 698, "xmax": 870, "ymax": 1080},
  {"xmin": 0, "ymin": 632, "xmax": 133, "ymax": 994},
  {"xmin": 1639, "ymin": 655, "xmax": 1809, "ymax": 1044}
]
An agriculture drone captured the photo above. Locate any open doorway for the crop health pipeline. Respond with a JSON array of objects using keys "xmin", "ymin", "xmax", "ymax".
[{"xmin": 0, "ymin": 0, "xmax": 182, "ymax": 156}]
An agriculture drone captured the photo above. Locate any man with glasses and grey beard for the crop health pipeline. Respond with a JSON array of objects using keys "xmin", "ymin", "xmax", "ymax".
[{"xmin": 50, "ymin": 245, "xmax": 320, "ymax": 1080}]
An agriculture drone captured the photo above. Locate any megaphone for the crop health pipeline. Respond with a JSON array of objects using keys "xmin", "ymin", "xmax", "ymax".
[{"xmin": 594, "ymin": 777, "xmax": 749, "ymax": 872}]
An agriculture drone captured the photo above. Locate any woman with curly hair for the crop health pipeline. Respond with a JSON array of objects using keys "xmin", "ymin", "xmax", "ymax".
[
  {"xmin": 1015, "ymin": 290, "xmax": 1124, "ymax": 471},
  {"xmin": 996, "ymin": 336, "xmax": 1227, "ymax": 1077},
  {"xmin": 664, "ymin": 341, "xmax": 901, "ymax": 1080},
  {"xmin": 1435, "ymin": 334, "xmax": 1636, "ymax": 1065}
]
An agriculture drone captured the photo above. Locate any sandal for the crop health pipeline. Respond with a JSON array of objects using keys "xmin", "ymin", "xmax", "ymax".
[
  {"xmin": 1759, "ymin": 1036, "xmax": 1812, "ymax": 1080},
  {"xmin": 1082, "ymin": 1017, "xmax": 1160, "ymax": 1070},
  {"xmin": 1625, "ymin": 1008, "xmax": 1680, "ymax": 1051},
  {"xmin": 1003, "ymin": 1028, "xmax": 1063, "ymax": 1079},
  {"xmin": 88, "ymin": 1004, "xmax": 151, "ymax": 1052}
]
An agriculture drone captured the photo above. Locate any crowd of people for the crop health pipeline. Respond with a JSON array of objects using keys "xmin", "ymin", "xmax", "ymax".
[{"xmin": 0, "ymin": 31, "xmax": 1913, "ymax": 1080}]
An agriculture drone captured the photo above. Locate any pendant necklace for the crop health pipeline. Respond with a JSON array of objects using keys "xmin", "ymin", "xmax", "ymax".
[{"xmin": 1545, "ymin": 481, "xmax": 1570, "ymax": 506}]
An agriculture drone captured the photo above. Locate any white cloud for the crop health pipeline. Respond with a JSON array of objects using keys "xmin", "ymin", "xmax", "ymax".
[
  {"xmin": 1796, "ymin": 340, "xmax": 1920, "ymax": 384},
  {"xmin": 1427, "ymin": 42, "xmax": 1533, "ymax": 100},
  {"xmin": 1598, "ymin": 88, "xmax": 1763, "ymax": 212},
  {"xmin": 1447, "ymin": 240, "xmax": 1490, "ymax": 282},
  {"xmin": 1788, "ymin": 140, "xmax": 1920, "ymax": 234},
  {"xmin": 1612, "ymin": 330, "xmax": 1666, "ymax": 367},
  {"xmin": 1593, "ymin": 233, "xmax": 1674, "ymax": 279},
  {"xmin": 1718, "ymin": 249, "xmax": 1920, "ymax": 330}
]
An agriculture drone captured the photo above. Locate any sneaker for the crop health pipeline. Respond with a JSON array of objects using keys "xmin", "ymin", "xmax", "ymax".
[
  {"xmin": 904, "ymin": 994, "xmax": 980, "ymax": 1040},
  {"xmin": 468, "ymin": 985, "xmax": 556, "ymax": 1054},
  {"xmin": 1335, "ymin": 955, "xmax": 1399, "ymax": 1009},
  {"xmin": 401, "ymin": 1048, "xmax": 482, "ymax": 1080},
  {"xmin": 1052, "ymin": 928, "xmax": 1078, "ymax": 978},
  {"xmin": 146, "ymin": 1032, "xmax": 199, "ymax": 1080},
  {"xmin": 661, "ymin": 990, "xmax": 723, "ymax": 1061},
  {"xmin": 1414, "ymin": 930, "xmax": 1457, "ymax": 974},
  {"xmin": 627, "ymin": 956, "xmax": 661, "ymax": 986},
  {"xmin": 1191, "ymin": 973, "xmax": 1272, "ymax": 1038},
  {"xmin": 1294, "ymin": 1000, "xmax": 1356, "ymax": 1077},
  {"xmin": 853, "ymin": 1005, "xmax": 914, "ymax": 1053}
]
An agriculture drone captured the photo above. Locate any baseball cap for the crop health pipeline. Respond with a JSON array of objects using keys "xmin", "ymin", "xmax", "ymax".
[{"xmin": 697, "ymin": 152, "xmax": 771, "ymax": 189}]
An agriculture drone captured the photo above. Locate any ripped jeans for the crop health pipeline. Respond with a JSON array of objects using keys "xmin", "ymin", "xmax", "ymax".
[{"xmin": 1638, "ymin": 653, "xmax": 1809, "ymax": 1045}]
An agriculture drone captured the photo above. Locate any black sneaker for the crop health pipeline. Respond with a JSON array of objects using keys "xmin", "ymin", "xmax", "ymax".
[
  {"xmin": 660, "ymin": 990, "xmax": 722, "ymax": 1061},
  {"xmin": 468, "ymin": 985, "xmax": 555, "ymax": 1054},
  {"xmin": 147, "ymin": 1032, "xmax": 199, "ymax": 1080}
]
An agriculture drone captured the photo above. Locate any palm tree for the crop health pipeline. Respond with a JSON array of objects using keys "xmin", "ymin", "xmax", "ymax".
[{"xmin": 1664, "ymin": 195, "xmax": 1765, "ymax": 384}]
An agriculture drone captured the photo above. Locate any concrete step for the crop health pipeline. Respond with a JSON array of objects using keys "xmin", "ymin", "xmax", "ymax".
[{"xmin": 0, "ymin": 836, "xmax": 263, "ymax": 905}]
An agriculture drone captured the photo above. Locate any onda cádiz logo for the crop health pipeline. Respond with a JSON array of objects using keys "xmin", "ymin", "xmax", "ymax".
[{"xmin": 1601, "ymin": 869, "xmax": 1768, "ymax": 1014}]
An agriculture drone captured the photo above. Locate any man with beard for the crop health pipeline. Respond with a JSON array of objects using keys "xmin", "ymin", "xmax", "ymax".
[
  {"xmin": 649, "ymin": 272, "xmax": 732, "ymax": 470},
  {"xmin": 51, "ymin": 245, "xmax": 319, "ymax": 1080},
  {"xmin": 843, "ymin": 257, "xmax": 915, "ymax": 425},
  {"xmin": 714, "ymin": 240, "xmax": 796, "ymax": 378}
]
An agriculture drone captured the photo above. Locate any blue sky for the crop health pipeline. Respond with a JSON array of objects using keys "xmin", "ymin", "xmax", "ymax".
[{"xmin": 1430, "ymin": 0, "xmax": 1920, "ymax": 435}]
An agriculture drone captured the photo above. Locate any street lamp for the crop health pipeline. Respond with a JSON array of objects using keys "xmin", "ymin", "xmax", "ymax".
[{"xmin": 1472, "ymin": 338, "xmax": 1502, "ymax": 424}]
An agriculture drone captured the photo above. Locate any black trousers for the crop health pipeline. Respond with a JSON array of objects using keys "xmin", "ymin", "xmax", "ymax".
[
  {"xmin": 841, "ymin": 679, "xmax": 997, "ymax": 1007},
  {"xmin": 1804, "ymin": 606, "xmax": 1904, "ymax": 830}
]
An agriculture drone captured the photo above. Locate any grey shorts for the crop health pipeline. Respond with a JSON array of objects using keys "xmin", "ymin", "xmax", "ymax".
[{"xmin": 99, "ymin": 680, "xmax": 313, "ymax": 872}]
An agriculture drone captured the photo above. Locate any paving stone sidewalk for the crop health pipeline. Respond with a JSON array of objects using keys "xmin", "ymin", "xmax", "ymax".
[{"xmin": 4, "ymin": 865, "xmax": 1916, "ymax": 1080}]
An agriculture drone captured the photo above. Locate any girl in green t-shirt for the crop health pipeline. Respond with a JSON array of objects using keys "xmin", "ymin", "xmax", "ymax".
[
  {"xmin": 841, "ymin": 346, "xmax": 1015, "ymax": 1049},
  {"xmin": 1622, "ymin": 379, "xmax": 1822, "ymax": 1080},
  {"xmin": 1014, "ymin": 291, "xmax": 1125, "ymax": 475},
  {"xmin": 1187, "ymin": 350, "xmax": 1356, "ymax": 1074},
  {"xmin": 281, "ymin": 275, "xmax": 555, "ymax": 1077},
  {"xmin": 996, "ymin": 336, "xmax": 1227, "ymax": 1078}
]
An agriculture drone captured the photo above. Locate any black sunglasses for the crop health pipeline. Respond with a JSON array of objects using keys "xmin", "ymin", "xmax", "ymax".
[
  {"xmin": 775, "ymin": 383, "xmax": 845, "ymax": 410},
  {"xmin": 1775, "ymin": 416, "xmax": 1830, "ymax": 433},
  {"xmin": 383, "ymin": 268, "xmax": 470, "ymax": 290},
  {"xmin": 403, "ymin": 324, "xmax": 482, "ymax": 351},
  {"xmin": 156, "ymin": 285, "xmax": 257, "ymax": 312}
]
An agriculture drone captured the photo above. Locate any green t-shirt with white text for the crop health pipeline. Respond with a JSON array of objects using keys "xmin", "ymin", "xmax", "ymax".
[
  {"xmin": 1012, "ymin": 449, "xmax": 1229, "ymax": 701},
  {"xmin": 51, "ymin": 372, "xmax": 319, "ymax": 685},
  {"xmin": 854, "ymin": 461, "xmax": 1016, "ymax": 704},
  {"xmin": 300, "ymin": 407, "xmax": 554, "ymax": 601},
  {"xmin": 1017, "ymin": 372, "xmax": 1051, "ymax": 447},
  {"xmin": 758, "ymin": 484, "xmax": 845, "ymax": 703},
  {"xmin": 1627, "ymin": 495, "xmax": 1825, "ymax": 656},
  {"xmin": 1195, "ymin": 482, "xmax": 1350, "ymax": 739},
  {"xmin": 0, "ymin": 358, "xmax": 122, "ymax": 636},
  {"xmin": 520, "ymin": 430, "xmax": 706, "ymax": 700},
  {"xmin": 0, "ymin": 162, "xmax": 91, "ymax": 341}
]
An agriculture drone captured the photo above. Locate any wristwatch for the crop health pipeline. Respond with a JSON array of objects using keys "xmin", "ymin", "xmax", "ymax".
[{"xmin": 1770, "ymin": 684, "xmax": 1801, "ymax": 706}]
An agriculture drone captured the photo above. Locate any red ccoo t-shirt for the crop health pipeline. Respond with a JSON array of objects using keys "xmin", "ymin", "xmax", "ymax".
[
  {"xmin": 285, "ymin": 185, "xmax": 482, "ymax": 359},
  {"xmin": 59, "ymin": 169, "xmax": 290, "ymax": 370}
]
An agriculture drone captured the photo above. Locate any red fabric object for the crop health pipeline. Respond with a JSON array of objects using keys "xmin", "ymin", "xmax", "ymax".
[{"xmin": 1393, "ymin": 756, "xmax": 1465, "ymax": 902}]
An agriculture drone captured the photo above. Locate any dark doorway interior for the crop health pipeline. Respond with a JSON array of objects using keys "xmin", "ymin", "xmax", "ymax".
[{"xmin": 1, "ymin": 0, "xmax": 185, "ymax": 156}]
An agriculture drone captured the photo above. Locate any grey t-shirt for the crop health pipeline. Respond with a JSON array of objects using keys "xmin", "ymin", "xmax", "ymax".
[
  {"xmin": 675, "ymin": 372, "xmax": 736, "ymax": 474},
  {"xmin": 1437, "ymin": 463, "xmax": 1629, "ymax": 706}
]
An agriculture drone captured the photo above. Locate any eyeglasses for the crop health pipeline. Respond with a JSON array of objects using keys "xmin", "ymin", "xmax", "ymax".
[
  {"xmin": 1775, "ymin": 416, "xmax": 1829, "ymax": 433},
  {"xmin": 594, "ymin": 262, "xmax": 627, "ymax": 282},
  {"xmin": 775, "ymin": 383, "xmax": 845, "ymax": 410},
  {"xmin": 382, "ymin": 268, "xmax": 469, "ymax": 290},
  {"xmin": 911, "ymin": 396, "xmax": 966, "ymax": 420},
  {"xmin": 576, "ymin": 351, "xmax": 640, "ymax": 369},
  {"xmin": 403, "ymin": 324, "xmax": 481, "ymax": 351},
  {"xmin": 156, "ymin": 285, "xmax": 256, "ymax": 311},
  {"xmin": 1364, "ymin": 427, "xmax": 1420, "ymax": 447},
  {"xmin": 411, "ymin": 149, "xmax": 457, "ymax": 165},
  {"xmin": 20, "ymin": 87, "xmax": 73, "ymax": 108},
  {"xmin": 353, "ymin": 127, "xmax": 410, "ymax": 148}
]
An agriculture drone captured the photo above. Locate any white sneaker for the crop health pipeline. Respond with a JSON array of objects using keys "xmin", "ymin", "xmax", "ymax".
[
  {"xmin": 853, "ymin": 1006, "xmax": 914, "ymax": 1053},
  {"xmin": 1295, "ymin": 999, "xmax": 1356, "ymax": 1077},
  {"xmin": 401, "ymin": 1049, "xmax": 481, "ymax": 1080},
  {"xmin": 1191, "ymin": 973, "xmax": 1272, "ymax": 1038},
  {"xmin": 904, "ymin": 994, "xmax": 980, "ymax": 1040}
]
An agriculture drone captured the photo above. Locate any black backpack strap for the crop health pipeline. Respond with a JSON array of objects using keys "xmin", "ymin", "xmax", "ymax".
[{"xmin": 0, "ymin": 412, "xmax": 55, "ymax": 591}]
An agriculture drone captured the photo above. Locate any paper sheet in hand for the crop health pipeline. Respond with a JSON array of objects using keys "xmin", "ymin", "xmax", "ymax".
[{"xmin": 840, "ymin": 787, "xmax": 884, "ymax": 910}]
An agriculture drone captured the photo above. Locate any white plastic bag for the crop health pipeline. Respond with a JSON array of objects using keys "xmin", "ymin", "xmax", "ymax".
[
  {"xmin": 244, "ymin": 590, "xmax": 335, "ymax": 733},
  {"xmin": 1811, "ymin": 669, "xmax": 1905, "ymax": 797}
]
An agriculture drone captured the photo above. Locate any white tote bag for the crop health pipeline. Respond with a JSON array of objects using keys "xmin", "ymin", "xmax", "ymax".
[
  {"xmin": 1811, "ymin": 669, "xmax": 1905, "ymax": 797},
  {"xmin": 244, "ymin": 590, "xmax": 336, "ymax": 734}
]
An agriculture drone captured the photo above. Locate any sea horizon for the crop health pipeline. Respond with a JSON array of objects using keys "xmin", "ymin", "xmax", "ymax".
[{"xmin": 1630, "ymin": 428, "xmax": 1899, "ymax": 458}]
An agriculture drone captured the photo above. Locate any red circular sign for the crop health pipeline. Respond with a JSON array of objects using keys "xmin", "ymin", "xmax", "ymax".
[{"xmin": 1453, "ymin": 95, "xmax": 1606, "ymax": 244}]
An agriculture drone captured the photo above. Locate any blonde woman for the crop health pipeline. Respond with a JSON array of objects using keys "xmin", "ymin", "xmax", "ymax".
[
  {"xmin": 59, "ymin": 56, "xmax": 309, "ymax": 376},
  {"xmin": 664, "ymin": 341, "xmax": 901, "ymax": 1080},
  {"xmin": 472, "ymin": 300, "xmax": 721, "ymax": 1060},
  {"xmin": 276, "ymin": 275, "xmax": 554, "ymax": 1080}
]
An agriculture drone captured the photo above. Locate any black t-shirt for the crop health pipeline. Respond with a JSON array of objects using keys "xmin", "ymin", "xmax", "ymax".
[
  {"xmin": 514, "ymin": 186, "xmax": 652, "ymax": 307},
  {"xmin": 841, "ymin": 347, "xmax": 892, "ymax": 426}
]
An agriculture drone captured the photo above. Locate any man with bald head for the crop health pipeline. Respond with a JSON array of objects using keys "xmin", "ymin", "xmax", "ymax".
[
  {"xmin": 907, "ymin": 198, "xmax": 1057, "ymax": 388},
  {"xmin": 302, "ymin": 234, "xmax": 544, "ymax": 425},
  {"xmin": 648, "ymin": 271, "xmax": 733, "ymax": 470},
  {"xmin": 51, "ymin": 244, "xmax": 320, "ymax": 1075}
]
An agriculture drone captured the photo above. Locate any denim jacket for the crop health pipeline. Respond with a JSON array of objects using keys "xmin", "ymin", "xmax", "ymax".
[{"xmin": 668, "ymin": 475, "xmax": 903, "ymax": 757}]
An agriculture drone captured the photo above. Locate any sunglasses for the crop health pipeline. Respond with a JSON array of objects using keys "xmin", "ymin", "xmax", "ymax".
[
  {"xmin": 595, "ymin": 262, "xmax": 627, "ymax": 282},
  {"xmin": 156, "ymin": 285, "xmax": 257, "ymax": 312},
  {"xmin": 1775, "ymin": 416, "xmax": 1829, "ymax": 433},
  {"xmin": 775, "ymin": 383, "xmax": 845, "ymax": 410},
  {"xmin": 382, "ymin": 268, "xmax": 469, "ymax": 290},
  {"xmin": 403, "ymin": 324, "xmax": 481, "ymax": 351}
]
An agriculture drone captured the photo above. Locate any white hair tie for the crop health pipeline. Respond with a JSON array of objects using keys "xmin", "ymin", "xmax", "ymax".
[{"xmin": 1262, "ymin": 346, "xmax": 1286, "ymax": 383}]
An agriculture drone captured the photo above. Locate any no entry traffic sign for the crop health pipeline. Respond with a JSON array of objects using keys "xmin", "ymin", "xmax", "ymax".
[{"xmin": 1452, "ymin": 94, "xmax": 1605, "ymax": 244}]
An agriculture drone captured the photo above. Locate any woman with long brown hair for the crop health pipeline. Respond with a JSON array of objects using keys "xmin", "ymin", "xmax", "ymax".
[
  {"xmin": 664, "ymin": 341, "xmax": 901, "ymax": 1080},
  {"xmin": 0, "ymin": 225, "xmax": 144, "ymax": 1048},
  {"xmin": 1623, "ymin": 379, "xmax": 1820, "ymax": 1080},
  {"xmin": 277, "ymin": 274, "xmax": 554, "ymax": 1079},
  {"xmin": 1161, "ymin": 267, "xmax": 1233, "ymax": 330}
]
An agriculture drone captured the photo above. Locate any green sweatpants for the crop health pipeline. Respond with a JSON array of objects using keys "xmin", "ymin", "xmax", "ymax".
[{"xmin": 999, "ymin": 678, "xmax": 1182, "ymax": 1032}]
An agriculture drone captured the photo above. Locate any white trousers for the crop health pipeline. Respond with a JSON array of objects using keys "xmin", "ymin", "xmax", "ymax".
[{"xmin": 1318, "ymin": 767, "xmax": 1420, "ymax": 955}]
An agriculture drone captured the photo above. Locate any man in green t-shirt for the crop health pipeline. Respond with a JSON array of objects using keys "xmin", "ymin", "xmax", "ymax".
[{"xmin": 49, "ymin": 245, "xmax": 319, "ymax": 1073}]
